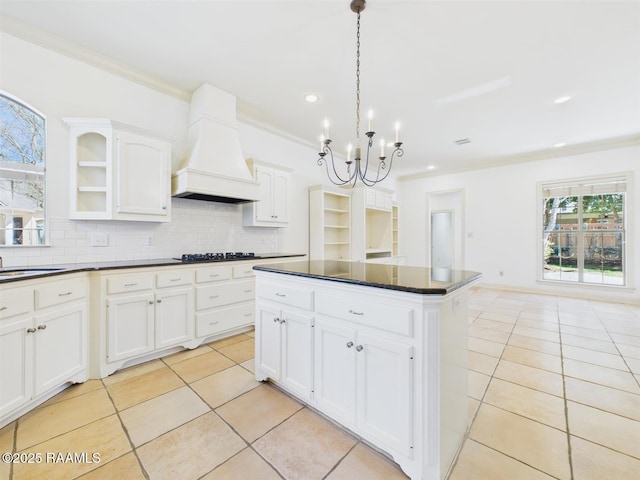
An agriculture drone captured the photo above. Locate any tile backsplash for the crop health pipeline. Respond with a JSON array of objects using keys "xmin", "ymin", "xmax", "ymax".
[{"xmin": 0, "ymin": 199, "xmax": 279, "ymax": 267}]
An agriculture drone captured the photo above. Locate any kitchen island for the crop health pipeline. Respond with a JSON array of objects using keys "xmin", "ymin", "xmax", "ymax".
[{"xmin": 253, "ymin": 260, "xmax": 481, "ymax": 480}]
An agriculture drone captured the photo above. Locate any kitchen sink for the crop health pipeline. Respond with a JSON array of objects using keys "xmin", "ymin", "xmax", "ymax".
[{"xmin": 0, "ymin": 268, "xmax": 65, "ymax": 277}]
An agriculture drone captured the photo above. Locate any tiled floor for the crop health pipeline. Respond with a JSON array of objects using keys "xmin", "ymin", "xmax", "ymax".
[{"xmin": 1, "ymin": 287, "xmax": 639, "ymax": 480}]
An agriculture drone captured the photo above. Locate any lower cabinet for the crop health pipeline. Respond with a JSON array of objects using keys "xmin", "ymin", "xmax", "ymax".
[
  {"xmin": 0, "ymin": 275, "xmax": 88, "ymax": 422},
  {"xmin": 256, "ymin": 304, "xmax": 314, "ymax": 400}
]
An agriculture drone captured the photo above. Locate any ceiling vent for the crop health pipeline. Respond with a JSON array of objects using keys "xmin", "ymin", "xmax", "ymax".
[{"xmin": 454, "ymin": 138, "xmax": 471, "ymax": 145}]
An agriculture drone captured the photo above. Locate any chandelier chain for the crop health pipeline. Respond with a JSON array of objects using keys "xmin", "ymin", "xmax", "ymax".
[{"xmin": 356, "ymin": 10, "xmax": 361, "ymax": 142}]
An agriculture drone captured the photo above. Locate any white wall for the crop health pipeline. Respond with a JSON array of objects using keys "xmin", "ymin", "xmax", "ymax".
[
  {"xmin": 0, "ymin": 31, "xmax": 329, "ymax": 267},
  {"xmin": 399, "ymin": 145, "xmax": 639, "ymax": 303}
]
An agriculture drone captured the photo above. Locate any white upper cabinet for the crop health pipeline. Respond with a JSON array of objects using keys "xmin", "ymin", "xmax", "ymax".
[
  {"xmin": 243, "ymin": 158, "xmax": 291, "ymax": 227},
  {"xmin": 64, "ymin": 118, "xmax": 172, "ymax": 222}
]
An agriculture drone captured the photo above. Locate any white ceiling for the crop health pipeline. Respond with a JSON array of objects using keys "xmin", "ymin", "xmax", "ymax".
[{"xmin": 1, "ymin": 0, "xmax": 639, "ymax": 178}]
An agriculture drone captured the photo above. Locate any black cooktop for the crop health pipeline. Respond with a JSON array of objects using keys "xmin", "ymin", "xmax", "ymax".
[{"xmin": 176, "ymin": 252, "xmax": 256, "ymax": 263}]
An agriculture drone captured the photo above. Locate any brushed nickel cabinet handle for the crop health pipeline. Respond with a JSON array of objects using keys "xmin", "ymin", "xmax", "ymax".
[
  {"xmin": 346, "ymin": 341, "xmax": 354, "ymax": 348},
  {"xmin": 37, "ymin": 324, "xmax": 47, "ymax": 330},
  {"xmin": 58, "ymin": 291, "xmax": 72, "ymax": 296},
  {"xmin": 26, "ymin": 327, "xmax": 36, "ymax": 333},
  {"xmin": 356, "ymin": 345, "xmax": 364, "ymax": 352},
  {"xmin": 349, "ymin": 309, "xmax": 364, "ymax": 316}
]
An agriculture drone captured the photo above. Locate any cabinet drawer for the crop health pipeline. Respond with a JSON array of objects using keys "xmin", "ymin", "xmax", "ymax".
[
  {"xmin": 233, "ymin": 265, "xmax": 255, "ymax": 279},
  {"xmin": 156, "ymin": 270, "xmax": 193, "ymax": 288},
  {"xmin": 196, "ymin": 280, "xmax": 255, "ymax": 310},
  {"xmin": 35, "ymin": 278, "xmax": 87, "ymax": 310},
  {"xmin": 196, "ymin": 303, "xmax": 254, "ymax": 337},
  {"xmin": 316, "ymin": 291, "xmax": 412, "ymax": 336},
  {"xmin": 258, "ymin": 283, "xmax": 314, "ymax": 311},
  {"xmin": 196, "ymin": 266, "xmax": 232, "ymax": 283},
  {"xmin": 0, "ymin": 289, "xmax": 32, "ymax": 320},
  {"xmin": 107, "ymin": 274, "xmax": 153, "ymax": 294}
]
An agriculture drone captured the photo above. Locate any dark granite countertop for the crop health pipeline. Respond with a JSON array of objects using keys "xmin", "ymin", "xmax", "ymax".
[
  {"xmin": 253, "ymin": 260, "xmax": 482, "ymax": 295},
  {"xmin": 0, "ymin": 253, "xmax": 305, "ymax": 284}
]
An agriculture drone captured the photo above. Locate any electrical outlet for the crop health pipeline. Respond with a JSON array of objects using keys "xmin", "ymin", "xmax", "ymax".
[
  {"xmin": 144, "ymin": 236, "xmax": 154, "ymax": 246},
  {"xmin": 90, "ymin": 232, "xmax": 108, "ymax": 247}
]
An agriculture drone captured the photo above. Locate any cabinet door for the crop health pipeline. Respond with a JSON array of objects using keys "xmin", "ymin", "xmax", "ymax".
[
  {"xmin": 255, "ymin": 304, "xmax": 281, "ymax": 380},
  {"xmin": 0, "ymin": 316, "xmax": 33, "ymax": 417},
  {"xmin": 356, "ymin": 331, "xmax": 413, "ymax": 456},
  {"xmin": 280, "ymin": 309, "xmax": 313, "ymax": 399},
  {"xmin": 33, "ymin": 304, "xmax": 87, "ymax": 396},
  {"xmin": 254, "ymin": 167, "xmax": 274, "ymax": 223},
  {"xmin": 155, "ymin": 287, "xmax": 194, "ymax": 350},
  {"xmin": 115, "ymin": 130, "xmax": 169, "ymax": 217},
  {"xmin": 272, "ymin": 170, "xmax": 290, "ymax": 223},
  {"xmin": 107, "ymin": 293, "xmax": 155, "ymax": 362},
  {"xmin": 314, "ymin": 319, "xmax": 357, "ymax": 424}
]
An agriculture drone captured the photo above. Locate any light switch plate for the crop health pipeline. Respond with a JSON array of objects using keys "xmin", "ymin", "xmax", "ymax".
[{"xmin": 90, "ymin": 232, "xmax": 109, "ymax": 247}]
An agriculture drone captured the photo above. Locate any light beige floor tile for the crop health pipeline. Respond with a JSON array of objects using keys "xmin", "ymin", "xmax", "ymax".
[
  {"xmin": 507, "ymin": 334, "xmax": 561, "ymax": 356},
  {"xmin": 626, "ymin": 357, "xmax": 640, "ymax": 374},
  {"xmin": 254, "ymin": 408, "xmax": 356, "ymax": 480},
  {"xmin": 240, "ymin": 357, "xmax": 255, "ymax": 373},
  {"xmin": 618, "ymin": 343, "xmax": 640, "ymax": 360},
  {"xmin": 477, "ymin": 313, "xmax": 518, "ymax": 326},
  {"xmin": 501, "ymin": 345, "xmax": 562, "ymax": 373},
  {"xmin": 326, "ymin": 443, "xmax": 408, "ymax": 480},
  {"xmin": 119, "ymin": 386, "xmax": 210, "ymax": 447},
  {"xmin": 511, "ymin": 325, "xmax": 560, "ymax": 343},
  {"xmin": 610, "ymin": 332, "xmax": 640, "ymax": 348},
  {"xmin": 106, "ymin": 365, "xmax": 184, "ymax": 411},
  {"xmin": 191, "ymin": 365, "xmax": 260, "ymax": 408},
  {"xmin": 16, "ymin": 388, "xmax": 115, "ymax": 450},
  {"xmin": 567, "ymin": 401, "xmax": 640, "ymax": 459},
  {"xmin": 468, "ymin": 337, "xmax": 505, "ymax": 357},
  {"xmin": 244, "ymin": 329, "xmax": 255, "ymax": 338},
  {"xmin": 467, "ymin": 397, "xmax": 481, "ymax": 427},
  {"xmin": 557, "ymin": 314, "xmax": 602, "ymax": 329},
  {"xmin": 468, "ymin": 370, "xmax": 491, "ymax": 400},
  {"xmin": 449, "ymin": 439, "xmax": 556, "ymax": 480},
  {"xmin": 560, "ymin": 333, "xmax": 618, "ymax": 354},
  {"xmin": 559, "ymin": 325, "xmax": 611, "ymax": 341},
  {"xmin": 0, "ymin": 422, "xmax": 15, "ymax": 480},
  {"xmin": 209, "ymin": 333, "xmax": 253, "ymax": 349},
  {"xmin": 493, "ymin": 359, "xmax": 564, "ymax": 397},
  {"xmin": 162, "ymin": 344, "xmax": 213, "ymax": 365},
  {"xmin": 516, "ymin": 318, "xmax": 559, "ymax": 332},
  {"xmin": 76, "ymin": 452, "xmax": 145, "ymax": 480},
  {"xmin": 468, "ymin": 350, "xmax": 500, "ymax": 375},
  {"xmin": 216, "ymin": 337, "xmax": 255, "ymax": 363},
  {"xmin": 13, "ymin": 415, "xmax": 130, "ymax": 480},
  {"xmin": 168, "ymin": 349, "xmax": 235, "ymax": 383},
  {"xmin": 39, "ymin": 379, "xmax": 103, "ymax": 407},
  {"xmin": 468, "ymin": 326, "xmax": 510, "ymax": 344},
  {"xmin": 471, "ymin": 318, "xmax": 515, "ymax": 333},
  {"xmin": 519, "ymin": 310, "xmax": 559, "ymax": 323},
  {"xmin": 202, "ymin": 447, "xmax": 280, "ymax": 480},
  {"xmin": 469, "ymin": 403, "xmax": 571, "ymax": 480},
  {"xmin": 483, "ymin": 377, "xmax": 566, "ymax": 430},
  {"xmin": 571, "ymin": 436, "xmax": 640, "ymax": 480},
  {"xmin": 563, "ymin": 358, "xmax": 640, "ymax": 394},
  {"xmin": 562, "ymin": 344, "xmax": 628, "ymax": 371},
  {"xmin": 564, "ymin": 377, "xmax": 640, "ymax": 421},
  {"xmin": 101, "ymin": 359, "xmax": 164, "ymax": 386},
  {"xmin": 215, "ymin": 384, "xmax": 303, "ymax": 442},
  {"xmin": 137, "ymin": 412, "xmax": 245, "ymax": 480}
]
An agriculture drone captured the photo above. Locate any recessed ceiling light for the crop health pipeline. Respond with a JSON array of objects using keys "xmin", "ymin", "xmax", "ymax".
[
  {"xmin": 554, "ymin": 96, "xmax": 571, "ymax": 104},
  {"xmin": 427, "ymin": 165, "xmax": 436, "ymax": 170},
  {"xmin": 304, "ymin": 94, "xmax": 319, "ymax": 103},
  {"xmin": 554, "ymin": 142, "xmax": 566, "ymax": 148}
]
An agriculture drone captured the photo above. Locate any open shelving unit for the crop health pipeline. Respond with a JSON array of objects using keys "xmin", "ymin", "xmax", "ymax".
[{"xmin": 309, "ymin": 186, "xmax": 352, "ymax": 261}]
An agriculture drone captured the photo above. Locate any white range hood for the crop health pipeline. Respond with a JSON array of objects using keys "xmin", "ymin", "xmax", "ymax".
[{"xmin": 172, "ymin": 83, "xmax": 260, "ymax": 203}]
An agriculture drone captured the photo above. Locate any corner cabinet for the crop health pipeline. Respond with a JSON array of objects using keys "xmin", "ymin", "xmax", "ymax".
[
  {"xmin": 309, "ymin": 186, "xmax": 352, "ymax": 260},
  {"xmin": 242, "ymin": 158, "xmax": 291, "ymax": 227},
  {"xmin": 351, "ymin": 185, "xmax": 395, "ymax": 262},
  {"xmin": 63, "ymin": 118, "xmax": 173, "ymax": 222}
]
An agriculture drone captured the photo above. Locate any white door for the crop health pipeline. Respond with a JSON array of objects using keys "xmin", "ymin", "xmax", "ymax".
[
  {"xmin": 431, "ymin": 210, "xmax": 454, "ymax": 276},
  {"xmin": 254, "ymin": 167, "xmax": 274, "ymax": 223},
  {"xmin": 0, "ymin": 316, "xmax": 33, "ymax": 417},
  {"xmin": 356, "ymin": 331, "xmax": 413, "ymax": 456},
  {"xmin": 272, "ymin": 170, "xmax": 290, "ymax": 223},
  {"xmin": 280, "ymin": 309, "xmax": 313, "ymax": 399},
  {"xmin": 33, "ymin": 304, "xmax": 86, "ymax": 395},
  {"xmin": 155, "ymin": 287, "xmax": 194, "ymax": 349},
  {"xmin": 107, "ymin": 293, "xmax": 155, "ymax": 362},
  {"xmin": 255, "ymin": 304, "xmax": 281, "ymax": 380},
  {"xmin": 314, "ymin": 319, "xmax": 357, "ymax": 424}
]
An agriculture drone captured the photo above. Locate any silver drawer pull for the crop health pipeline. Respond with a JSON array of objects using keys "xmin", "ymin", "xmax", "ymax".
[
  {"xmin": 275, "ymin": 293, "xmax": 286, "ymax": 297},
  {"xmin": 356, "ymin": 345, "xmax": 364, "ymax": 352},
  {"xmin": 209, "ymin": 321, "xmax": 219, "ymax": 325},
  {"xmin": 244, "ymin": 313, "xmax": 252, "ymax": 317},
  {"xmin": 210, "ymin": 295, "xmax": 219, "ymax": 299},
  {"xmin": 170, "ymin": 278, "xmax": 181, "ymax": 282},
  {"xmin": 124, "ymin": 283, "xmax": 137, "ymax": 287},
  {"xmin": 58, "ymin": 291, "xmax": 73, "ymax": 296},
  {"xmin": 349, "ymin": 309, "xmax": 364, "ymax": 316},
  {"xmin": 26, "ymin": 327, "xmax": 36, "ymax": 333},
  {"xmin": 346, "ymin": 341, "xmax": 354, "ymax": 348},
  {"xmin": 210, "ymin": 274, "xmax": 220, "ymax": 277},
  {"xmin": 0, "ymin": 306, "xmax": 7, "ymax": 311},
  {"xmin": 244, "ymin": 289, "xmax": 252, "ymax": 293},
  {"xmin": 273, "ymin": 317, "xmax": 279, "ymax": 323},
  {"xmin": 37, "ymin": 324, "xmax": 47, "ymax": 330}
]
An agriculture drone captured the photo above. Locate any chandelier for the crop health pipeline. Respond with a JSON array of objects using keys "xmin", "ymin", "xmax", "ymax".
[{"xmin": 317, "ymin": 0, "xmax": 404, "ymax": 187}]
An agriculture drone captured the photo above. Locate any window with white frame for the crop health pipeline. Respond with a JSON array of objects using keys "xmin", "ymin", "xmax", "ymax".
[{"xmin": 541, "ymin": 175, "xmax": 627, "ymax": 286}]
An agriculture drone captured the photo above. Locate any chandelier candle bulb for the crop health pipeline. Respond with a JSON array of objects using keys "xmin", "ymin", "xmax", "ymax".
[
  {"xmin": 347, "ymin": 143, "xmax": 353, "ymax": 163},
  {"xmin": 380, "ymin": 138, "xmax": 385, "ymax": 157},
  {"xmin": 324, "ymin": 119, "xmax": 330, "ymax": 139},
  {"xmin": 368, "ymin": 108, "xmax": 374, "ymax": 132},
  {"xmin": 395, "ymin": 121, "xmax": 400, "ymax": 143},
  {"xmin": 320, "ymin": 135, "xmax": 325, "ymax": 152}
]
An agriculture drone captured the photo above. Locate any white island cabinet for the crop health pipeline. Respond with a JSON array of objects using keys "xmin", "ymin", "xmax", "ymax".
[{"xmin": 254, "ymin": 260, "xmax": 480, "ymax": 480}]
